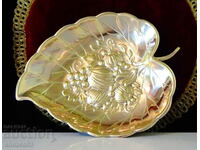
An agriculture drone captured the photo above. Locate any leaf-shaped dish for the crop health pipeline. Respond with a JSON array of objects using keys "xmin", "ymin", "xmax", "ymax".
[{"xmin": 16, "ymin": 12, "xmax": 177, "ymax": 137}]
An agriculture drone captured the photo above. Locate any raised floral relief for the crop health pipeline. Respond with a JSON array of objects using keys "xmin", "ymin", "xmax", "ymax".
[{"xmin": 16, "ymin": 12, "xmax": 176, "ymax": 137}]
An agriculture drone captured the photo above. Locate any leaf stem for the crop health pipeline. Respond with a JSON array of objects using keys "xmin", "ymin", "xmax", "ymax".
[{"xmin": 155, "ymin": 47, "xmax": 180, "ymax": 61}]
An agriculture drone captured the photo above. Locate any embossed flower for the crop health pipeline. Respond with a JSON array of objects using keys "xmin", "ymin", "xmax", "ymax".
[{"xmin": 16, "ymin": 12, "xmax": 177, "ymax": 137}]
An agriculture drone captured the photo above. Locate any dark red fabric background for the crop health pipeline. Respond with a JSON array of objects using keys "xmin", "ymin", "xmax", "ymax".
[{"xmin": 25, "ymin": 0, "xmax": 196, "ymax": 102}]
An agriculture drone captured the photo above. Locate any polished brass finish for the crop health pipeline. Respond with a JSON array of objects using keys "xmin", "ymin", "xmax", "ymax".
[
  {"xmin": 16, "ymin": 12, "xmax": 179, "ymax": 136},
  {"xmin": 13, "ymin": 0, "xmax": 196, "ymax": 134}
]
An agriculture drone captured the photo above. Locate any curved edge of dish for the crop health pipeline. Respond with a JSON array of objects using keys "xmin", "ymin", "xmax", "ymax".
[{"xmin": 15, "ymin": 12, "xmax": 175, "ymax": 137}]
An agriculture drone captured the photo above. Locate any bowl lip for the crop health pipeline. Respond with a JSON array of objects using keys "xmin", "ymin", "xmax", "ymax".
[
  {"xmin": 55, "ymin": 12, "xmax": 160, "ymax": 59},
  {"xmin": 15, "ymin": 12, "xmax": 176, "ymax": 137}
]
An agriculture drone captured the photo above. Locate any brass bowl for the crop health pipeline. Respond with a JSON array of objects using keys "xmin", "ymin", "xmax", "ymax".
[{"xmin": 16, "ymin": 12, "xmax": 178, "ymax": 137}]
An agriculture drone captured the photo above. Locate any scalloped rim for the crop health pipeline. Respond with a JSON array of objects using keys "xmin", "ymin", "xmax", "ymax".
[{"xmin": 16, "ymin": 12, "xmax": 176, "ymax": 137}]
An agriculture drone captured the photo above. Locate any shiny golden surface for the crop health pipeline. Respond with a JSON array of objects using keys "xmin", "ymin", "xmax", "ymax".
[
  {"xmin": 13, "ymin": 0, "xmax": 197, "ymax": 133},
  {"xmin": 16, "ymin": 12, "xmax": 177, "ymax": 137}
]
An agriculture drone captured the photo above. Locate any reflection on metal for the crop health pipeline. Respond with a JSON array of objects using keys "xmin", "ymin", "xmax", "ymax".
[{"xmin": 16, "ymin": 12, "xmax": 180, "ymax": 137}]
